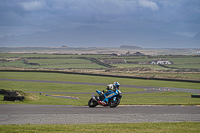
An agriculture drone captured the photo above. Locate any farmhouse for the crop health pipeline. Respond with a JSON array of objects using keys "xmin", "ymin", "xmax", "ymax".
[
  {"xmin": 133, "ymin": 52, "xmax": 145, "ymax": 56},
  {"xmin": 120, "ymin": 51, "xmax": 145, "ymax": 57},
  {"xmin": 110, "ymin": 53, "xmax": 118, "ymax": 57},
  {"xmin": 149, "ymin": 59, "xmax": 173, "ymax": 65}
]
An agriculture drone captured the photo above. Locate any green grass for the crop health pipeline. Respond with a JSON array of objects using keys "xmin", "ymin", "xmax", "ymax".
[
  {"xmin": 20, "ymin": 63, "xmax": 106, "ymax": 69},
  {"xmin": 0, "ymin": 60, "xmax": 26, "ymax": 67},
  {"xmin": 0, "ymin": 81, "xmax": 106, "ymax": 92},
  {"xmin": 113, "ymin": 64, "xmax": 170, "ymax": 70},
  {"xmin": 169, "ymin": 57, "xmax": 200, "ymax": 64},
  {"xmin": 121, "ymin": 92, "xmax": 200, "ymax": 105},
  {"xmin": 1, "ymin": 53, "xmax": 200, "ymax": 70},
  {"xmin": 20, "ymin": 53, "xmax": 110, "ymax": 58},
  {"xmin": 0, "ymin": 122, "xmax": 199, "ymax": 133},
  {"xmin": 0, "ymin": 72, "xmax": 200, "ymax": 105},
  {"xmin": 1, "ymin": 72, "xmax": 200, "ymax": 90},
  {"xmin": 0, "ymin": 94, "xmax": 86, "ymax": 106},
  {"xmin": 1, "ymin": 81, "xmax": 141, "ymax": 93},
  {"xmin": 165, "ymin": 64, "xmax": 200, "ymax": 69},
  {"xmin": 0, "ymin": 58, "xmax": 107, "ymax": 69},
  {"xmin": 0, "ymin": 81, "xmax": 199, "ymax": 105},
  {"xmin": 111, "ymin": 72, "xmax": 200, "ymax": 80},
  {"xmin": 121, "ymin": 56, "xmax": 200, "ymax": 70},
  {"xmin": 0, "ymin": 53, "xmax": 22, "ymax": 58},
  {"xmin": 27, "ymin": 58, "xmax": 92, "ymax": 65}
]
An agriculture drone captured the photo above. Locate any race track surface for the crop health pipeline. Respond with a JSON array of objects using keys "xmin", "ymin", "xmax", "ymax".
[
  {"xmin": 0, "ymin": 104, "xmax": 200, "ymax": 125},
  {"xmin": 1, "ymin": 78, "xmax": 200, "ymax": 125}
]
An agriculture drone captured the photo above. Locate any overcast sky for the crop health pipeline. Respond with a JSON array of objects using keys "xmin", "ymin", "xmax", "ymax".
[{"xmin": 0, "ymin": 0, "xmax": 200, "ymax": 38}]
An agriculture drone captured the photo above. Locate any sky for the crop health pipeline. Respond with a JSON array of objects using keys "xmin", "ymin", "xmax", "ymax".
[{"xmin": 0, "ymin": 0, "xmax": 200, "ymax": 38}]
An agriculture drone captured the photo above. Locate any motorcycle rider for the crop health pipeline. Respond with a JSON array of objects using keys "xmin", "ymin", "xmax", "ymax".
[
  {"xmin": 97, "ymin": 82, "xmax": 120, "ymax": 101},
  {"xmin": 103, "ymin": 84, "xmax": 114, "ymax": 94},
  {"xmin": 96, "ymin": 84, "xmax": 114, "ymax": 101},
  {"xmin": 113, "ymin": 81, "xmax": 120, "ymax": 90}
]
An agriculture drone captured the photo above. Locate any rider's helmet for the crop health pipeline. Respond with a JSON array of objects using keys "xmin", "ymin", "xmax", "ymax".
[
  {"xmin": 106, "ymin": 84, "xmax": 114, "ymax": 90},
  {"xmin": 113, "ymin": 82, "xmax": 120, "ymax": 89}
]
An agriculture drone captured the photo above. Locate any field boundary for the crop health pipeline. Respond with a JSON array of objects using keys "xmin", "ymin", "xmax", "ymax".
[{"xmin": 0, "ymin": 69, "xmax": 200, "ymax": 83}]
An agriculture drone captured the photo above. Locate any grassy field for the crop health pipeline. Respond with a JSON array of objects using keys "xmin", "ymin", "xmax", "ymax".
[
  {"xmin": 21, "ymin": 63, "xmax": 106, "ymax": 69},
  {"xmin": 0, "ymin": 72, "xmax": 200, "ymax": 105},
  {"xmin": 113, "ymin": 64, "xmax": 169, "ymax": 70},
  {"xmin": 0, "ymin": 122, "xmax": 200, "ymax": 133},
  {"xmin": 1, "ymin": 72, "xmax": 200, "ymax": 89},
  {"xmin": 111, "ymin": 72, "xmax": 200, "ymax": 80},
  {"xmin": 0, "ymin": 60, "xmax": 26, "ymax": 67},
  {"xmin": 113, "ymin": 56, "xmax": 200, "ymax": 70},
  {"xmin": 0, "ymin": 53, "xmax": 22, "ymax": 58},
  {"xmin": 165, "ymin": 64, "xmax": 200, "ymax": 69},
  {"xmin": 1, "ymin": 53, "xmax": 200, "ymax": 71},
  {"xmin": 27, "ymin": 58, "xmax": 92, "ymax": 65},
  {"xmin": 0, "ymin": 58, "xmax": 107, "ymax": 69},
  {"xmin": 1, "ymin": 91, "xmax": 199, "ymax": 106}
]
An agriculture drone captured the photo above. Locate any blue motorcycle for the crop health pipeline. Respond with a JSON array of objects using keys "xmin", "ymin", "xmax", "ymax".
[{"xmin": 88, "ymin": 88, "xmax": 122, "ymax": 108}]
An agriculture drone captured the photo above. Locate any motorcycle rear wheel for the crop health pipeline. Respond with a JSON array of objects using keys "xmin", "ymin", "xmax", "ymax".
[
  {"xmin": 108, "ymin": 97, "xmax": 120, "ymax": 108},
  {"xmin": 88, "ymin": 98, "xmax": 98, "ymax": 108}
]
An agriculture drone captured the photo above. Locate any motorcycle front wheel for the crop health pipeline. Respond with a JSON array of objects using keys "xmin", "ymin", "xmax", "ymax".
[
  {"xmin": 108, "ymin": 97, "xmax": 120, "ymax": 108},
  {"xmin": 88, "ymin": 98, "xmax": 98, "ymax": 108}
]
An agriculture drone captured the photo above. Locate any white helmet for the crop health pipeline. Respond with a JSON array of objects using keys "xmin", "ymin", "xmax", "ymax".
[
  {"xmin": 107, "ymin": 84, "xmax": 114, "ymax": 90},
  {"xmin": 113, "ymin": 82, "xmax": 120, "ymax": 88}
]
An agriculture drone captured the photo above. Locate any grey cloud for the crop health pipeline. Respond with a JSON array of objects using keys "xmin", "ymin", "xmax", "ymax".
[
  {"xmin": 138, "ymin": 0, "xmax": 159, "ymax": 11},
  {"xmin": 19, "ymin": 1, "xmax": 47, "ymax": 11},
  {"xmin": 0, "ymin": 0, "xmax": 199, "ymax": 37}
]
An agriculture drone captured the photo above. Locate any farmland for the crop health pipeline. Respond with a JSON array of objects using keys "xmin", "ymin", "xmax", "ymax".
[
  {"xmin": 0, "ymin": 48, "xmax": 200, "ymax": 131},
  {"xmin": 0, "ymin": 49, "xmax": 200, "ymax": 80}
]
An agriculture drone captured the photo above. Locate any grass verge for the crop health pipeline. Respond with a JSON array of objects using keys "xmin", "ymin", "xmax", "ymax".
[
  {"xmin": 0, "ymin": 72, "xmax": 200, "ymax": 90},
  {"xmin": 1, "ymin": 91, "xmax": 200, "ymax": 106},
  {"xmin": 0, "ymin": 122, "xmax": 200, "ymax": 133},
  {"xmin": 0, "ymin": 72, "xmax": 200, "ymax": 105}
]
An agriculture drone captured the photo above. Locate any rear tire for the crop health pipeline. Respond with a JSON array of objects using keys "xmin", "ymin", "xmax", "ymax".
[
  {"xmin": 108, "ymin": 97, "xmax": 120, "ymax": 108},
  {"xmin": 88, "ymin": 98, "xmax": 98, "ymax": 108}
]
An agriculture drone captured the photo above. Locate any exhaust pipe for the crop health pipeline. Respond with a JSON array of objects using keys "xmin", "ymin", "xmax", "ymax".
[{"xmin": 91, "ymin": 94, "xmax": 98, "ymax": 101}]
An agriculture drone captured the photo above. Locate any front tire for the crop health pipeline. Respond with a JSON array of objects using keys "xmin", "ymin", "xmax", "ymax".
[
  {"xmin": 108, "ymin": 97, "xmax": 120, "ymax": 108},
  {"xmin": 88, "ymin": 98, "xmax": 98, "ymax": 108}
]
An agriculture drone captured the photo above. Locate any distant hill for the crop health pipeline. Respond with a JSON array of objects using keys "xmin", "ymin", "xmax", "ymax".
[
  {"xmin": 0, "ymin": 25, "xmax": 199, "ymax": 48},
  {"xmin": 120, "ymin": 45, "xmax": 143, "ymax": 49}
]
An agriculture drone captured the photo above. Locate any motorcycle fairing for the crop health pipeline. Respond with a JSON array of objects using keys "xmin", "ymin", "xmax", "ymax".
[{"xmin": 102, "ymin": 90, "xmax": 119, "ymax": 103}]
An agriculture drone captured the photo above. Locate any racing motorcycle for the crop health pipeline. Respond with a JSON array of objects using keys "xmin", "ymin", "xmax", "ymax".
[{"xmin": 88, "ymin": 88, "xmax": 122, "ymax": 108}]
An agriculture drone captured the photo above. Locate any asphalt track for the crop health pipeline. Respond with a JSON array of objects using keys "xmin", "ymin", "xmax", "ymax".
[
  {"xmin": 0, "ymin": 105, "xmax": 200, "ymax": 125},
  {"xmin": 1, "ymin": 78, "xmax": 200, "ymax": 125}
]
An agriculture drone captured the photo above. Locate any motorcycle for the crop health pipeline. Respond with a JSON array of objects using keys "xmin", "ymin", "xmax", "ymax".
[{"xmin": 88, "ymin": 88, "xmax": 122, "ymax": 108}]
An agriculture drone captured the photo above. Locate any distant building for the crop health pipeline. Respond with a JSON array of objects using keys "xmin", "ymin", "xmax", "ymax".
[
  {"xmin": 149, "ymin": 59, "xmax": 173, "ymax": 65},
  {"xmin": 133, "ymin": 52, "xmax": 145, "ymax": 56},
  {"xmin": 120, "ymin": 51, "xmax": 145, "ymax": 57},
  {"xmin": 126, "ymin": 51, "xmax": 131, "ymax": 56},
  {"xmin": 110, "ymin": 53, "xmax": 118, "ymax": 57}
]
